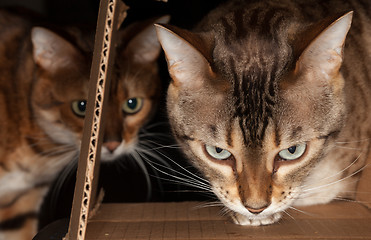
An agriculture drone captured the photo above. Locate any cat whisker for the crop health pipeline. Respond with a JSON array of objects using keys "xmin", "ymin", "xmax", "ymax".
[
  {"xmin": 133, "ymin": 145, "xmax": 173, "ymax": 195},
  {"xmin": 152, "ymin": 149, "xmax": 210, "ymax": 185},
  {"xmin": 131, "ymin": 151, "xmax": 152, "ymax": 201},
  {"xmin": 140, "ymin": 140, "xmax": 181, "ymax": 150},
  {"xmin": 38, "ymin": 152, "xmax": 78, "ymax": 173},
  {"xmin": 136, "ymin": 143, "xmax": 174, "ymax": 172},
  {"xmin": 140, "ymin": 139, "xmax": 180, "ymax": 147},
  {"xmin": 137, "ymin": 142, "xmax": 210, "ymax": 185},
  {"xmin": 149, "ymin": 174, "xmax": 213, "ymax": 192},
  {"xmin": 331, "ymin": 197, "xmax": 371, "ymax": 204},
  {"xmin": 283, "ymin": 209, "xmax": 295, "ymax": 220},
  {"xmin": 23, "ymin": 135, "xmax": 68, "ymax": 149},
  {"xmin": 300, "ymin": 151, "xmax": 364, "ymax": 189},
  {"xmin": 288, "ymin": 206, "xmax": 316, "ymax": 217},
  {"xmin": 333, "ymin": 145, "xmax": 365, "ymax": 151},
  {"xmin": 40, "ymin": 145, "xmax": 77, "ymax": 156},
  {"xmin": 23, "ymin": 144, "xmax": 77, "ymax": 167},
  {"xmin": 192, "ymin": 201, "xmax": 225, "ymax": 215},
  {"xmin": 167, "ymin": 189, "xmax": 214, "ymax": 194},
  {"xmin": 137, "ymin": 152, "xmax": 212, "ymax": 192},
  {"xmin": 302, "ymin": 164, "xmax": 368, "ymax": 193},
  {"xmin": 299, "ymin": 180, "xmax": 360, "ymax": 198},
  {"xmin": 341, "ymin": 190, "xmax": 371, "ymax": 195},
  {"xmin": 335, "ymin": 138, "xmax": 371, "ymax": 144},
  {"xmin": 194, "ymin": 201, "xmax": 225, "ymax": 209},
  {"xmin": 293, "ymin": 194, "xmax": 371, "ymax": 205},
  {"xmin": 143, "ymin": 121, "xmax": 169, "ymax": 130},
  {"xmin": 138, "ymin": 132, "xmax": 172, "ymax": 141},
  {"xmin": 138, "ymin": 133, "xmax": 171, "ymax": 140},
  {"xmin": 220, "ymin": 206, "xmax": 234, "ymax": 217}
]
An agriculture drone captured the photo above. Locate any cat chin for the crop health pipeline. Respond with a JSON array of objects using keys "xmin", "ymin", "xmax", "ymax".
[
  {"xmin": 232, "ymin": 213, "xmax": 282, "ymax": 226},
  {"xmin": 231, "ymin": 212, "xmax": 282, "ymax": 226}
]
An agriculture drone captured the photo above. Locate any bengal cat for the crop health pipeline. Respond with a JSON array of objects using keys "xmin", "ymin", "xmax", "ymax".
[
  {"xmin": 156, "ymin": 0, "xmax": 371, "ymax": 226},
  {"xmin": 0, "ymin": 9, "xmax": 169, "ymax": 239}
]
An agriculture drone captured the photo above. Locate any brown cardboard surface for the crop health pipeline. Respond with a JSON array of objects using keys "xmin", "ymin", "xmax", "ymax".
[{"xmin": 85, "ymin": 201, "xmax": 371, "ymax": 240}]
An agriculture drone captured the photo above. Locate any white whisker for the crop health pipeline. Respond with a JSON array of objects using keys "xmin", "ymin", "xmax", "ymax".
[
  {"xmin": 302, "ymin": 164, "xmax": 369, "ymax": 193},
  {"xmin": 288, "ymin": 206, "xmax": 316, "ymax": 217},
  {"xmin": 300, "ymin": 151, "xmax": 363, "ymax": 189},
  {"xmin": 147, "ymin": 147, "xmax": 209, "ymax": 184},
  {"xmin": 193, "ymin": 201, "xmax": 224, "ymax": 210},
  {"xmin": 333, "ymin": 145, "xmax": 364, "ymax": 151},
  {"xmin": 137, "ymin": 152, "xmax": 212, "ymax": 192},
  {"xmin": 131, "ymin": 151, "xmax": 152, "ymax": 201},
  {"xmin": 335, "ymin": 138, "xmax": 370, "ymax": 144},
  {"xmin": 283, "ymin": 209, "xmax": 295, "ymax": 220}
]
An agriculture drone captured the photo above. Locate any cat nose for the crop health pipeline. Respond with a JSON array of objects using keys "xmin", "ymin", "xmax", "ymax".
[
  {"xmin": 104, "ymin": 141, "xmax": 121, "ymax": 153},
  {"xmin": 245, "ymin": 205, "xmax": 268, "ymax": 214}
]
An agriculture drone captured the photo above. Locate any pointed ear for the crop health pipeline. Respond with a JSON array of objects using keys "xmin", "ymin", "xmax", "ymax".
[
  {"xmin": 125, "ymin": 15, "xmax": 170, "ymax": 64},
  {"xmin": 295, "ymin": 11, "xmax": 353, "ymax": 79},
  {"xmin": 155, "ymin": 24, "xmax": 215, "ymax": 88},
  {"xmin": 31, "ymin": 27, "xmax": 81, "ymax": 73}
]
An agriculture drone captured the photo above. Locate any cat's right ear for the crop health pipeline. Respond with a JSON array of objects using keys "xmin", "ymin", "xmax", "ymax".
[
  {"xmin": 292, "ymin": 11, "xmax": 353, "ymax": 80},
  {"xmin": 155, "ymin": 24, "xmax": 215, "ymax": 89},
  {"xmin": 31, "ymin": 27, "xmax": 81, "ymax": 73}
]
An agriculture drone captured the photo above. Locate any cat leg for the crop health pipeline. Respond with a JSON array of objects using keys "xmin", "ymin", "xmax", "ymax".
[{"xmin": 230, "ymin": 212, "xmax": 282, "ymax": 226}]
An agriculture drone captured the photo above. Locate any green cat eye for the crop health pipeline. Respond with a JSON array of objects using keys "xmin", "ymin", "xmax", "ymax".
[
  {"xmin": 205, "ymin": 145, "xmax": 232, "ymax": 160},
  {"xmin": 278, "ymin": 143, "xmax": 307, "ymax": 161},
  {"xmin": 122, "ymin": 97, "xmax": 143, "ymax": 114},
  {"xmin": 71, "ymin": 100, "xmax": 87, "ymax": 117}
]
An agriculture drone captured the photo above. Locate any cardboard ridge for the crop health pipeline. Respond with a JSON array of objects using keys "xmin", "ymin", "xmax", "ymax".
[{"xmin": 64, "ymin": 1, "xmax": 128, "ymax": 239}]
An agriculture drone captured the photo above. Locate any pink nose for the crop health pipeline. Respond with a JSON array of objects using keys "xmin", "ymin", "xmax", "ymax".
[
  {"xmin": 104, "ymin": 141, "xmax": 121, "ymax": 153},
  {"xmin": 245, "ymin": 205, "xmax": 269, "ymax": 214}
]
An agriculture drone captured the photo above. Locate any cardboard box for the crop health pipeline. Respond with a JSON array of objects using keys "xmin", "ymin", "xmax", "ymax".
[
  {"xmin": 62, "ymin": 0, "xmax": 371, "ymax": 239},
  {"xmin": 84, "ymin": 158, "xmax": 371, "ymax": 240},
  {"xmin": 85, "ymin": 201, "xmax": 371, "ymax": 240}
]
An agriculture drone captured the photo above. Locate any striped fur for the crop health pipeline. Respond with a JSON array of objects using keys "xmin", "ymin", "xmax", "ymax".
[
  {"xmin": 0, "ymin": 10, "xmax": 167, "ymax": 239},
  {"xmin": 156, "ymin": 0, "xmax": 371, "ymax": 226}
]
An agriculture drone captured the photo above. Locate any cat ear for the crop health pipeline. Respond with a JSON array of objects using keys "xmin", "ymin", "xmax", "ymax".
[
  {"xmin": 125, "ymin": 15, "xmax": 170, "ymax": 64},
  {"xmin": 31, "ymin": 27, "xmax": 81, "ymax": 73},
  {"xmin": 295, "ymin": 11, "xmax": 353, "ymax": 79},
  {"xmin": 155, "ymin": 24, "xmax": 215, "ymax": 88}
]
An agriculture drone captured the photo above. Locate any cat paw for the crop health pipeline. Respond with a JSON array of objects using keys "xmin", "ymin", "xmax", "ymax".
[{"xmin": 231, "ymin": 212, "xmax": 282, "ymax": 226}]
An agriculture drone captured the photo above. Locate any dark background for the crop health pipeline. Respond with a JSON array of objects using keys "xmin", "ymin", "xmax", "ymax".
[{"xmin": 0, "ymin": 0, "xmax": 226, "ymax": 232}]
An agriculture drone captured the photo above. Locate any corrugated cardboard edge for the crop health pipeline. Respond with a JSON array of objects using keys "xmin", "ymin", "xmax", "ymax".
[
  {"xmin": 356, "ymin": 150, "xmax": 371, "ymax": 209},
  {"xmin": 64, "ymin": 1, "xmax": 128, "ymax": 239}
]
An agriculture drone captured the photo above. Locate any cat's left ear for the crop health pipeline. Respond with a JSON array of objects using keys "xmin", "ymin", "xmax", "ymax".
[
  {"xmin": 294, "ymin": 11, "xmax": 353, "ymax": 80},
  {"xmin": 31, "ymin": 27, "xmax": 82, "ymax": 73},
  {"xmin": 125, "ymin": 15, "xmax": 170, "ymax": 64},
  {"xmin": 155, "ymin": 24, "xmax": 215, "ymax": 89}
]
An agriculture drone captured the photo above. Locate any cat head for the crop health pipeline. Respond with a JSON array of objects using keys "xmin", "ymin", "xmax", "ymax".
[
  {"xmin": 156, "ymin": 11, "xmax": 352, "ymax": 223},
  {"xmin": 30, "ymin": 15, "xmax": 169, "ymax": 162}
]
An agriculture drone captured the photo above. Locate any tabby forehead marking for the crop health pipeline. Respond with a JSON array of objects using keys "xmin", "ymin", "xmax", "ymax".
[
  {"xmin": 211, "ymin": 6, "xmax": 294, "ymax": 147},
  {"xmin": 229, "ymin": 56, "xmax": 280, "ymax": 147}
]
